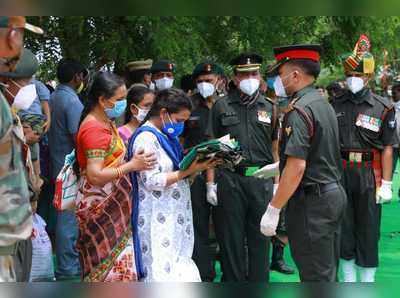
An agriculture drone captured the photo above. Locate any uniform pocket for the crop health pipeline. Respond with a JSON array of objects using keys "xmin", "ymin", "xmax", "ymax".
[{"xmin": 221, "ymin": 115, "xmax": 240, "ymax": 126}]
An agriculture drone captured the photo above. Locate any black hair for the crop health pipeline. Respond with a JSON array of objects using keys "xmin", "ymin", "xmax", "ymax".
[
  {"xmin": 286, "ymin": 59, "xmax": 321, "ymax": 79},
  {"xmin": 180, "ymin": 74, "xmax": 196, "ymax": 93},
  {"xmin": 73, "ymin": 71, "xmax": 125, "ymax": 177},
  {"xmin": 126, "ymin": 69, "xmax": 151, "ymax": 88},
  {"xmin": 78, "ymin": 71, "xmax": 125, "ymax": 127},
  {"xmin": 124, "ymin": 85, "xmax": 154, "ymax": 124},
  {"xmin": 56, "ymin": 58, "xmax": 85, "ymax": 84},
  {"xmin": 141, "ymin": 88, "xmax": 193, "ymax": 125}
]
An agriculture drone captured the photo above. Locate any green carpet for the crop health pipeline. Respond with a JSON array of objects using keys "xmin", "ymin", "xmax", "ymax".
[{"xmin": 215, "ymin": 165, "xmax": 400, "ymax": 282}]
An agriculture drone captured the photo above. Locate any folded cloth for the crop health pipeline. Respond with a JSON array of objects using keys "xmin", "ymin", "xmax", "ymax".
[{"xmin": 179, "ymin": 135, "xmax": 243, "ymax": 170}]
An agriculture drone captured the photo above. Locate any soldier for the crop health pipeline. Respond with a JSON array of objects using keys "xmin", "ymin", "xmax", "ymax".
[
  {"xmin": 125, "ymin": 59, "xmax": 153, "ymax": 89},
  {"xmin": 260, "ymin": 44, "xmax": 346, "ymax": 282},
  {"xmin": 332, "ymin": 35, "xmax": 397, "ymax": 282},
  {"xmin": 150, "ymin": 59, "xmax": 175, "ymax": 91},
  {"xmin": 0, "ymin": 16, "xmax": 43, "ymax": 282},
  {"xmin": 182, "ymin": 61, "xmax": 223, "ymax": 281},
  {"xmin": 207, "ymin": 53, "xmax": 279, "ymax": 281}
]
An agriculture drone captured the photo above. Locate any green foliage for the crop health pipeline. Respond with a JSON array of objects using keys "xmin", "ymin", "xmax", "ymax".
[{"xmin": 23, "ymin": 16, "xmax": 400, "ymax": 85}]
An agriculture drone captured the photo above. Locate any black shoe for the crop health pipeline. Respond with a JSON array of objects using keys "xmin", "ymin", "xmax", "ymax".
[{"xmin": 270, "ymin": 260, "xmax": 295, "ymax": 275}]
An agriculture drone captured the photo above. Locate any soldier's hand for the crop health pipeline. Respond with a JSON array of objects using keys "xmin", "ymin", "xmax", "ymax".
[
  {"xmin": 260, "ymin": 203, "xmax": 281, "ymax": 236},
  {"xmin": 376, "ymin": 180, "xmax": 393, "ymax": 204},
  {"xmin": 206, "ymin": 182, "xmax": 218, "ymax": 206}
]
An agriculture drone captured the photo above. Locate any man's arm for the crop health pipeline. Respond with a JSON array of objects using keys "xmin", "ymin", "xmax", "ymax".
[
  {"xmin": 381, "ymin": 145, "xmax": 393, "ymax": 181},
  {"xmin": 41, "ymin": 101, "xmax": 51, "ymax": 133},
  {"xmin": 270, "ymin": 156, "xmax": 305, "ymax": 209}
]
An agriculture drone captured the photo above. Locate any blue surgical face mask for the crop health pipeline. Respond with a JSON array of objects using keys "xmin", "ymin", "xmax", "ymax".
[
  {"xmin": 162, "ymin": 113, "xmax": 185, "ymax": 138},
  {"xmin": 267, "ymin": 77, "xmax": 276, "ymax": 90},
  {"xmin": 105, "ymin": 99, "xmax": 127, "ymax": 119}
]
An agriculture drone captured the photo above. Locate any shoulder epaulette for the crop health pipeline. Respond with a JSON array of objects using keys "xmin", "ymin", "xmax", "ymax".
[{"xmin": 372, "ymin": 93, "xmax": 393, "ymax": 109}]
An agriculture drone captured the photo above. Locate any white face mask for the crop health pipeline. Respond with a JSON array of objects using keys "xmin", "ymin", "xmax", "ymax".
[
  {"xmin": 239, "ymin": 78, "xmax": 260, "ymax": 96},
  {"xmin": 155, "ymin": 77, "xmax": 174, "ymax": 90},
  {"xmin": 273, "ymin": 75, "xmax": 287, "ymax": 98},
  {"xmin": 8, "ymin": 82, "xmax": 37, "ymax": 111},
  {"xmin": 133, "ymin": 104, "xmax": 150, "ymax": 122},
  {"xmin": 346, "ymin": 76, "xmax": 365, "ymax": 94},
  {"xmin": 197, "ymin": 82, "xmax": 215, "ymax": 98}
]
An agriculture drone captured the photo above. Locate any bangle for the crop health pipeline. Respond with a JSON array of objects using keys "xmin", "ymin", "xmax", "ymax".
[
  {"xmin": 115, "ymin": 167, "xmax": 123, "ymax": 179},
  {"xmin": 175, "ymin": 172, "xmax": 180, "ymax": 182}
]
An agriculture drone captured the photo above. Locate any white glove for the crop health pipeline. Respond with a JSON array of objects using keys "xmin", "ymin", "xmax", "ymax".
[
  {"xmin": 206, "ymin": 182, "xmax": 218, "ymax": 206},
  {"xmin": 273, "ymin": 184, "xmax": 279, "ymax": 196},
  {"xmin": 260, "ymin": 203, "xmax": 281, "ymax": 236},
  {"xmin": 376, "ymin": 179, "xmax": 393, "ymax": 204},
  {"xmin": 253, "ymin": 162, "xmax": 280, "ymax": 179}
]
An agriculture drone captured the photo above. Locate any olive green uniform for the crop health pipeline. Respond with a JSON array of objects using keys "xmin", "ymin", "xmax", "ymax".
[
  {"xmin": 207, "ymin": 89, "xmax": 278, "ymax": 282},
  {"xmin": 280, "ymin": 85, "xmax": 346, "ymax": 281},
  {"xmin": 182, "ymin": 93, "xmax": 216, "ymax": 281},
  {"xmin": 332, "ymin": 88, "xmax": 397, "ymax": 268}
]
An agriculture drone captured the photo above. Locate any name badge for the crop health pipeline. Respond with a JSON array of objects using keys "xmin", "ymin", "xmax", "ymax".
[
  {"xmin": 258, "ymin": 110, "xmax": 271, "ymax": 124},
  {"xmin": 355, "ymin": 114, "xmax": 381, "ymax": 132}
]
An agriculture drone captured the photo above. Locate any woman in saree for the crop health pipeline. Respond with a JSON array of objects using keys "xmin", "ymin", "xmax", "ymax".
[
  {"xmin": 128, "ymin": 88, "xmax": 218, "ymax": 281},
  {"xmin": 75, "ymin": 72, "xmax": 157, "ymax": 282}
]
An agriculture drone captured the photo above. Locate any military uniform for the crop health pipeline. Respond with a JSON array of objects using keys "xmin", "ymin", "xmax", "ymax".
[
  {"xmin": 207, "ymin": 54, "xmax": 279, "ymax": 281},
  {"xmin": 333, "ymin": 35, "xmax": 397, "ymax": 282},
  {"xmin": 0, "ymin": 90, "xmax": 32, "ymax": 281},
  {"xmin": 183, "ymin": 92, "xmax": 216, "ymax": 281},
  {"xmin": 182, "ymin": 62, "xmax": 223, "ymax": 281},
  {"xmin": 332, "ymin": 89, "xmax": 396, "ymax": 268},
  {"xmin": 271, "ymin": 45, "xmax": 346, "ymax": 282}
]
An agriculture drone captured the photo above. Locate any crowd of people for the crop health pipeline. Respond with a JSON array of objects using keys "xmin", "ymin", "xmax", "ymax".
[{"xmin": 0, "ymin": 17, "xmax": 399, "ymax": 283}]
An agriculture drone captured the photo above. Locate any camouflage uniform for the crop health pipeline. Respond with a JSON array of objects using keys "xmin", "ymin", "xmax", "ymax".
[{"xmin": 0, "ymin": 90, "xmax": 32, "ymax": 281}]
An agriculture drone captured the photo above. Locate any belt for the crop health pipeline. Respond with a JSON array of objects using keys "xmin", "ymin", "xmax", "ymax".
[
  {"xmin": 234, "ymin": 165, "xmax": 261, "ymax": 177},
  {"xmin": 0, "ymin": 242, "xmax": 18, "ymax": 256},
  {"xmin": 341, "ymin": 150, "xmax": 374, "ymax": 162},
  {"xmin": 302, "ymin": 182, "xmax": 339, "ymax": 196}
]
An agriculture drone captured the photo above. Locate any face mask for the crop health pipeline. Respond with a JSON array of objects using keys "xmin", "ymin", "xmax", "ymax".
[
  {"xmin": 197, "ymin": 82, "xmax": 215, "ymax": 98},
  {"xmin": 6, "ymin": 81, "xmax": 37, "ymax": 111},
  {"xmin": 133, "ymin": 104, "xmax": 150, "ymax": 122},
  {"xmin": 267, "ymin": 77, "xmax": 276, "ymax": 89},
  {"xmin": 161, "ymin": 113, "xmax": 185, "ymax": 138},
  {"xmin": 239, "ymin": 78, "xmax": 260, "ymax": 96},
  {"xmin": 346, "ymin": 76, "xmax": 365, "ymax": 94},
  {"xmin": 155, "ymin": 77, "xmax": 174, "ymax": 90},
  {"xmin": 273, "ymin": 75, "xmax": 288, "ymax": 97},
  {"xmin": 148, "ymin": 82, "xmax": 155, "ymax": 91},
  {"xmin": 76, "ymin": 82, "xmax": 84, "ymax": 94},
  {"xmin": 104, "ymin": 99, "xmax": 127, "ymax": 119}
]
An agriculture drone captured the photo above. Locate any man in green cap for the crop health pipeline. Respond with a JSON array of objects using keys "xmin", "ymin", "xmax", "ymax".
[
  {"xmin": 261, "ymin": 44, "xmax": 346, "ymax": 282},
  {"xmin": 0, "ymin": 16, "xmax": 43, "ymax": 282},
  {"xmin": 207, "ymin": 53, "xmax": 279, "ymax": 281},
  {"xmin": 182, "ymin": 61, "xmax": 224, "ymax": 281},
  {"xmin": 332, "ymin": 35, "xmax": 397, "ymax": 282},
  {"xmin": 0, "ymin": 48, "xmax": 45, "ymax": 194},
  {"xmin": 150, "ymin": 59, "xmax": 175, "ymax": 91}
]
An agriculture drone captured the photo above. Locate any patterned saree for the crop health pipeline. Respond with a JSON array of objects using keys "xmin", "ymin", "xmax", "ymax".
[{"xmin": 75, "ymin": 120, "xmax": 137, "ymax": 282}]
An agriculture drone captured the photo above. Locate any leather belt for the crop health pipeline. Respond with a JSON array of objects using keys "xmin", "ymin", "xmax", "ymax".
[
  {"xmin": 302, "ymin": 182, "xmax": 339, "ymax": 196},
  {"xmin": 341, "ymin": 150, "xmax": 374, "ymax": 162}
]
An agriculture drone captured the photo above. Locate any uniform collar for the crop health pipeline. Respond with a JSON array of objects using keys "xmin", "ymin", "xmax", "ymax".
[
  {"xmin": 347, "ymin": 88, "xmax": 374, "ymax": 106},
  {"xmin": 292, "ymin": 84, "xmax": 316, "ymax": 99}
]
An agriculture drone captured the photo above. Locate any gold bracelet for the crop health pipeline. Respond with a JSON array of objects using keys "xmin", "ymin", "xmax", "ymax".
[{"xmin": 175, "ymin": 171, "xmax": 180, "ymax": 182}]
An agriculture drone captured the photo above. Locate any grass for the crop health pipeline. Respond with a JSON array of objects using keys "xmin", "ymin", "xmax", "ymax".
[{"xmin": 214, "ymin": 165, "xmax": 400, "ymax": 282}]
